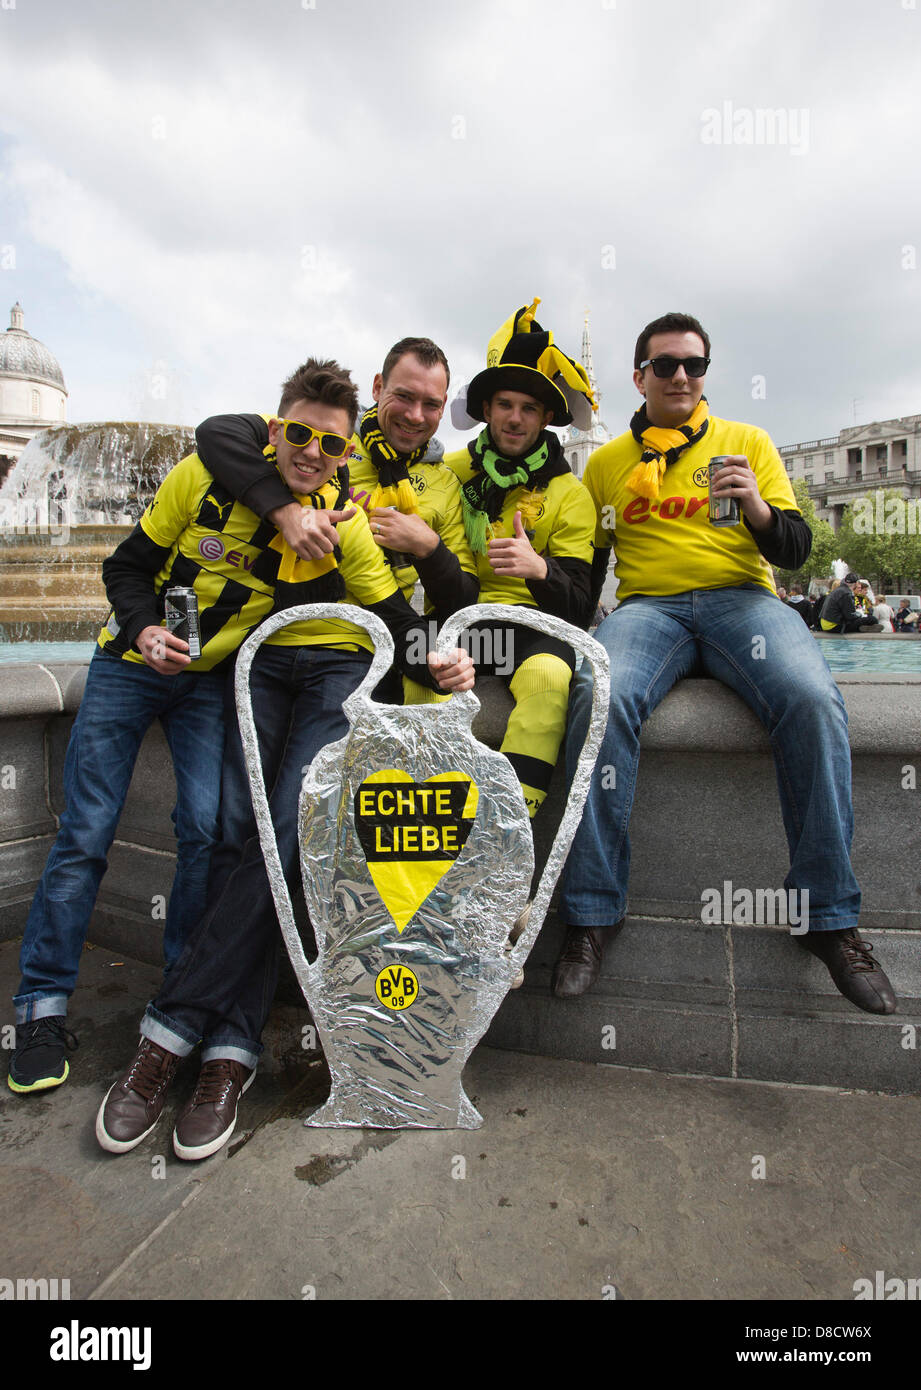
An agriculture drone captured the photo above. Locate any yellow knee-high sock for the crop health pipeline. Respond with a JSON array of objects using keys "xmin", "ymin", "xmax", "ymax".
[
  {"xmin": 402, "ymin": 677, "xmax": 451, "ymax": 705},
  {"xmin": 502, "ymin": 654, "xmax": 572, "ymax": 817}
]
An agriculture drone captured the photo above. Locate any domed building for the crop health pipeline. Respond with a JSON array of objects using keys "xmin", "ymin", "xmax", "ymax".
[{"xmin": 0, "ymin": 304, "xmax": 68, "ymax": 480}]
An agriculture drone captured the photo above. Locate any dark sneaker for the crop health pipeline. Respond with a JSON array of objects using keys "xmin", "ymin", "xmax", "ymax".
[
  {"xmin": 799, "ymin": 928, "xmax": 897, "ymax": 1014},
  {"xmin": 96, "ymin": 1038, "xmax": 182, "ymax": 1154},
  {"xmin": 551, "ymin": 920, "xmax": 625, "ymax": 999},
  {"xmin": 172, "ymin": 1059, "xmax": 255, "ymax": 1162},
  {"xmin": 7, "ymin": 1016, "xmax": 78, "ymax": 1094}
]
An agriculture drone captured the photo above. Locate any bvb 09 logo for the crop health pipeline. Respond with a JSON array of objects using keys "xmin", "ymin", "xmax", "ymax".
[{"xmin": 374, "ymin": 964, "xmax": 419, "ymax": 1011}]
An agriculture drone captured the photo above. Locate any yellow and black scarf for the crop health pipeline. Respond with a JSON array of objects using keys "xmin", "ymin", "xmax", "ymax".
[
  {"xmin": 267, "ymin": 449, "xmax": 349, "ymax": 606},
  {"xmin": 461, "ymin": 428, "xmax": 568, "ymax": 554},
  {"xmin": 625, "ymin": 399, "xmax": 710, "ymax": 499},
  {"xmin": 358, "ymin": 405, "xmax": 427, "ymax": 513}
]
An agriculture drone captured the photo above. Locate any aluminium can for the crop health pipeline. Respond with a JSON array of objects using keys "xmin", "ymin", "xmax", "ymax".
[
  {"xmin": 708, "ymin": 456, "xmax": 740, "ymax": 528},
  {"xmin": 164, "ymin": 586, "xmax": 202, "ymax": 660}
]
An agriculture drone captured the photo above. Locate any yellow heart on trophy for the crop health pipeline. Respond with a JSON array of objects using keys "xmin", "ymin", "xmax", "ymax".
[{"xmin": 354, "ymin": 770, "xmax": 479, "ymax": 933}]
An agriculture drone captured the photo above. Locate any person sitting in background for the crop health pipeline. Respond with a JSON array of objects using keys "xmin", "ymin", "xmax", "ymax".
[
  {"xmin": 785, "ymin": 583, "xmax": 814, "ymax": 627},
  {"xmin": 853, "ymin": 581, "xmax": 874, "ymax": 617},
  {"xmin": 819, "ymin": 573, "xmax": 881, "ymax": 633},
  {"xmin": 894, "ymin": 599, "xmax": 916, "ymax": 632}
]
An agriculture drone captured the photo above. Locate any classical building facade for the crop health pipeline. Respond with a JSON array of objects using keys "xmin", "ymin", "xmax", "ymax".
[
  {"xmin": 0, "ymin": 304, "xmax": 68, "ymax": 483},
  {"xmin": 779, "ymin": 412, "xmax": 921, "ymax": 531}
]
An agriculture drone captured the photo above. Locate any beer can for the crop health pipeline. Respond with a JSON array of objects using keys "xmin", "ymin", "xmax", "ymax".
[
  {"xmin": 164, "ymin": 586, "xmax": 201, "ymax": 660},
  {"xmin": 708, "ymin": 456, "xmax": 740, "ymax": 528}
]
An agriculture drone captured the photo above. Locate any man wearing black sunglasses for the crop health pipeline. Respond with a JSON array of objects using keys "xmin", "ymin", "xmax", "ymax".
[{"xmin": 552, "ymin": 312, "xmax": 896, "ymax": 1017}]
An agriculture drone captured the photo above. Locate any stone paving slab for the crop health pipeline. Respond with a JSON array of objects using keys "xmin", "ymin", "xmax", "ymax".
[{"xmin": 2, "ymin": 940, "xmax": 920, "ymax": 1313}]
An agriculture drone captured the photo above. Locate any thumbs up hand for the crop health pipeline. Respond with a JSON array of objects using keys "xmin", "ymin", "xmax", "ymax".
[{"xmin": 486, "ymin": 511, "xmax": 548, "ymax": 579}]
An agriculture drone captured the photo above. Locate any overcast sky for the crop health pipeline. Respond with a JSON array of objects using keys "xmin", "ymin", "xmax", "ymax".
[{"xmin": 1, "ymin": 0, "xmax": 919, "ymax": 452}]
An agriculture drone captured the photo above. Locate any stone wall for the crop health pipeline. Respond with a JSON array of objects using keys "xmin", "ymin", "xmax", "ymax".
[{"xmin": 1, "ymin": 662, "xmax": 919, "ymax": 1091}]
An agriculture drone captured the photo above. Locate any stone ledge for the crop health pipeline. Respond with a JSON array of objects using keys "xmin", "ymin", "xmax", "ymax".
[{"xmin": 1, "ymin": 658, "xmax": 918, "ymax": 1092}]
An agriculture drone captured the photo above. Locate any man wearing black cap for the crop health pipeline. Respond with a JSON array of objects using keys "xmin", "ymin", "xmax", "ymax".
[
  {"xmin": 818, "ymin": 574, "xmax": 881, "ymax": 632},
  {"xmin": 445, "ymin": 301, "xmax": 597, "ymax": 818},
  {"xmin": 552, "ymin": 311, "xmax": 897, "ymax": 1016}
]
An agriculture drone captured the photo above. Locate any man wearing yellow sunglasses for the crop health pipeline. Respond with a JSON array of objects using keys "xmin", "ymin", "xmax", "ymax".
[
  {"xmin": 194, "ymin": 338, "xmax": 478, "ymax": 663},
  {"xmin": 94, "ymin": 357, "xmax": 474, "ymax": 1158}
]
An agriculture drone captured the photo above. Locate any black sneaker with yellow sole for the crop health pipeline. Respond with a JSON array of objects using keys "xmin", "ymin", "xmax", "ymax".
[{"xmin": 7, "ymin": 1016, "xmax": 78, "ymax": 1093}]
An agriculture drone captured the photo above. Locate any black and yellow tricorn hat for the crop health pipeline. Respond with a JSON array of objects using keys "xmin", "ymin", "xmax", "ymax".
[{"xmin": 452, "ymin": 298, "xmax": 598, "ymax": 431}]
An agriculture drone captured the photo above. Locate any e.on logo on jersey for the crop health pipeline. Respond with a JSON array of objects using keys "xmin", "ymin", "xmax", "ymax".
[{"xmin": 622, "ymin": 495, "xmax": 709, "ymax": 525}]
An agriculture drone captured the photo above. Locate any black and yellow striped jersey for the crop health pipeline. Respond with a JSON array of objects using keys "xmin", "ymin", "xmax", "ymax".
[{"xmin": 100, "ymin": 454, "xmax": 398, "ymax": 670}]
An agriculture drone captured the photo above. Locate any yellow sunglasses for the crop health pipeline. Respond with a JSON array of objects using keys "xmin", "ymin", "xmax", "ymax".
[{"xmin": 276, "ymin": 419, "xmax": 353, "ymax": 458}]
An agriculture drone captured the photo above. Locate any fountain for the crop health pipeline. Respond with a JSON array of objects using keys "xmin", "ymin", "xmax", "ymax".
[{"xmin": 0, "ymin": 421, "xmax": 195, "ymax": 641}]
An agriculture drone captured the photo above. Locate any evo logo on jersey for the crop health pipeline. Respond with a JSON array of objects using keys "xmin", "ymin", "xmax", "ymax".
[
  {"xmin": 354, "ymin": 770, "xmax": 479, "ymax": 932},
  {"xmin": 622, "ymin": 495, "xmax": 709, "ymax": 525},
  {"xmin": 198, "ymin": 535, "xmax": 258, "ymax": 569}
]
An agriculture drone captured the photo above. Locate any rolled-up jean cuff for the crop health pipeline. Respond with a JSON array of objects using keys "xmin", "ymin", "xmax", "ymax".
[
  {"xmin": 140, "ymin": 1003, "xmax": 199, "ymax": 1058},
  {"xmin": 558, "ymin": 907, "xmax": 626, "ymax": 930},
  {"xmin": 14, "ymin": 993, "xmax": 69, "ymax": 1025},
  {"xmin": 201, "ymin": 1042, "xmax": 261, "ymax": 1070}
]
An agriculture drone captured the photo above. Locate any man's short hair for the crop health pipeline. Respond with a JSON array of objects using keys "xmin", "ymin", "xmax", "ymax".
[
  {"xmin": 634, "ymin": 313, "xmax": 712, "ymax": 368},
  {"xmin": 381, "ymin": 337, "xmax": 451, "ymax": 389},
  {"xmin": 278, "ymin": 358, "xmax": 360, "ymax": 431}
]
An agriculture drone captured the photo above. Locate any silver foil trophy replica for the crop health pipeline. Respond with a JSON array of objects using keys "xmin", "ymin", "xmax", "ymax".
[{"xmin": 235, "ymin": 602, "xmax": 610, "ymax": 1129}]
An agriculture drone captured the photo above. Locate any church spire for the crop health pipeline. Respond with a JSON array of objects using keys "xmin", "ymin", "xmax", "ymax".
[{"xmin": 581, "ymin": 310, "xmax": 600, "ymax": 414}]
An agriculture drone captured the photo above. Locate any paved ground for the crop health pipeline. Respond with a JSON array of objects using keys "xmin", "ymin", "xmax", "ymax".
[{"xmin": 2, "ymin": 938, "xmax": 919, "ymax": 1324}]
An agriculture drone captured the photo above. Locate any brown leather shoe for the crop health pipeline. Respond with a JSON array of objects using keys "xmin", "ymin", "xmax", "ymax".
[
  {"xmin": 172, "ymin": 1059, "xmax": 255, "ymax": 1162},
  {"xmin": 798, "ymin": 927, "xmax": 897, "ymax": 1014},
  {"xmin": 551, "ymin": 921, "xmax": 625, "ymax": 999},
  {"xmin": 96, "ymin": 1038, "xmax": 181, "ymax": 1153}
]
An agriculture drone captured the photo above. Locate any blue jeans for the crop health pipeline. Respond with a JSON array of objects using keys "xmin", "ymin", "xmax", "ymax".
[
  {"xmin": 558, "ymin": 586, "xmax": 861, "ymax": 931},
  {"xmin": 15, "ymin": 647, "xmax": 226, "ymax": 1023},
  {"xmin": 141, "ymin": 643, "xmax": 372, "ymax": 1069}
]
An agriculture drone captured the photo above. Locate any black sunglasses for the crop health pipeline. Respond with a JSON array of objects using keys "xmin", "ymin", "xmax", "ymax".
[{"xmin": 638, "ymin": 355, "xmax": 711, "ymax": 379}]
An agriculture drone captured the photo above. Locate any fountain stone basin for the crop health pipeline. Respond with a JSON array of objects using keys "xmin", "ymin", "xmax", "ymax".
[{"xmin": 0, "ymin": 422, "xmax": 196, "ymax": 640}]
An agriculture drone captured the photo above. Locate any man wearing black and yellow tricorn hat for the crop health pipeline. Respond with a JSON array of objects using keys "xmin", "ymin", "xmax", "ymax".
[
  {"xmin": 552, "ymin": 311, "xmax": 897, "ymax": 1016},
  {"xmin": 444, "ymin": 299, "xmax": 597, "ymax": 818},
  {"xmin": 194, "ymin": 337, "xmax": 477, "ymax": 699}
]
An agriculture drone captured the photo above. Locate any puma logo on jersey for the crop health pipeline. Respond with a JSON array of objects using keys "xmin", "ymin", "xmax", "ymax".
[{"xmin": 205, "ymin": 494, "xmax": 234, "ymax": 520}]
